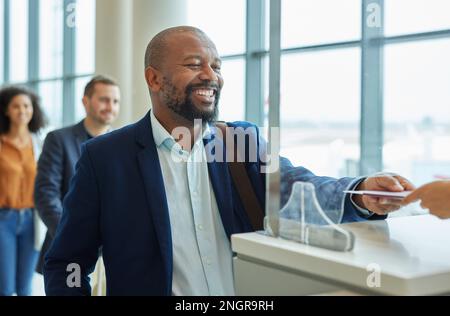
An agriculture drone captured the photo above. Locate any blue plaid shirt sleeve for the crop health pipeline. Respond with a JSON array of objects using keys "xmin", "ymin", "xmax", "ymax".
[{"xmin": 280, "ymin": 157, "xmax": 381, "ymax": 223}]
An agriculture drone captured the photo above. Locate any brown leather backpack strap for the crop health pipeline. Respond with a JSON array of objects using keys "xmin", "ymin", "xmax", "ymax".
[{"xmin": 215, "ymin": 122, "xmax": 264, "ymax": 231}]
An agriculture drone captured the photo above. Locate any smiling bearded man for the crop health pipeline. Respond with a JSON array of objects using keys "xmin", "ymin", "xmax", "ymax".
[{"xmin": 43, "ymin": 26, "xmax": 414, "ymax": 296}]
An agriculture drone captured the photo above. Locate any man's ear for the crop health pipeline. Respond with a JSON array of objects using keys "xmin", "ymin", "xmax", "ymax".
[
  {"xmin": 82, "ymin": 96, "xmax": 88, "ymax": 108},
  {"xmin": 145, "ymin": 66, "xmax": 162, "ymax": 93}
]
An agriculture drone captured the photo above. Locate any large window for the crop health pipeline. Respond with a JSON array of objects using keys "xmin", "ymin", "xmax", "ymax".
[
  {"xmin": 187, "ymin": 0, "xmax": 246, "ymax": 122},
  {"xmin": 280, "ymin": 48, "xmax": 361, "ymax": 178},
  {"xmin": 384, "ymin": 39, "xmax": 450, "ymax": 187},
  {"xmin": 382, "ymin": 1, "xmax": 450, "ymax": 217},
  {"xmin": 2, "ymin": 0, "xmax": 448, "ymax": 213},
  {"xmin": 273, "ymin": 0, "xmax": 450, "ymax": 217},
  {"xmin": 218, "ymin": 58, "xmax": 246, "ymax": 122},
  {"xmin": 385, "ymin": 0, "xmax": 450, "ymax": 36},
  {"xmin": 0, "ymin": 0, "xmax": 95, "ymax": 130},
  {"xmin": 75, "ymin": 0, "xmax": 95, "ymax": 75},
  {"xmin": 187, "ymin": 0, "xmax": 246, "ymax": 56},
  {"xmin": 39, "ymin": 0, "xmax": 63, "ymax": 80},
  {"xmin": 278, "ymin": 0, "xmax": 362, "ymax": 178},
  {"xmin": 0, "ymin": 0, "xmax": 96, "ymax": 297},
  {"xmin": 38, "ymin": 0, "xmax": 64, "ymax": 131},
  {"xmin": 8, "ymin": 0, "xmax": 29, "ymax": 83},
  {"xmin": 185, "ymin": 0, "xmax": 450, "ymax": 186},
  {"xmin": 275, "ymin": 0, "xmax": 450, "ymax": 184},
  {"xmin": 39, "ymin": 80, "xmax": 63, "ymax": 128},
  {"xmin": 281, "ymin": 0, "xmax": 361, "ymax": 48}
]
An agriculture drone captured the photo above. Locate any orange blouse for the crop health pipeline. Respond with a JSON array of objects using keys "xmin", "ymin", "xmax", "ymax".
[{"xmin": 0, "ymin": 137, "xmax": 37, "ymax": 209}]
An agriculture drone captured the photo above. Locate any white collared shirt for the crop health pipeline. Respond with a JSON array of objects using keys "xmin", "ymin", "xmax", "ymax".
[{"xmin": 150, "ymin": 110, "xmax": 235, "ymax": 296}]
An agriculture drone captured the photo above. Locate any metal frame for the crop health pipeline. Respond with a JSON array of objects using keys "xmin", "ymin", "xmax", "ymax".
[
  {"xmin": 245, "ymin": 0, "xmax": 266, "ymax": 127},
  {"xmin": 266, "ymin": 0, "xmax": 281, "ymax": 237},
  {"xmin": 254, "ymin": 40, "xmax": 361, "ymax": 57},
  {"xmin": 239, "ymin": 29, "xmax": 450, "ymax": 59},
  {"xmin": 62, "ymin": 0, "xmax": 77, "ymax": 126},
  {"xmin": 376, "ymin": 29, "xmax": 450, "ymax": 45},
  {"xmin": 28, "ymin": 0, "xmax": 39, "ymax": 91},
  {"xmin": 360, "ymin": 0, "xmax": 384, "ymax": 175},
  {"xmin": 3, "ymin": 0, "xmax": 10, "ymax": 82}
]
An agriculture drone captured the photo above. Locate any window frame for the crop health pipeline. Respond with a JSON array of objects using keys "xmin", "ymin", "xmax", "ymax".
[
  {"xmin": 256, "ymin": 0, "xmax": 450, "ymax": 176},
  {"xmin": 2, "ymin": 0, "xmax": 450, "ymax": 163},
  {"xmin": 1, "ymin": 0, "xmax": 93, "ymax": 128},
  {"xmin": 259, "ymin": 0, "xmax": 450, "ymax": 234}
]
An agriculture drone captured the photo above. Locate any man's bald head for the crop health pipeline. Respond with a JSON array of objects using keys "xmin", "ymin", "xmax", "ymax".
[{"xmin": 144, "ymin": 26, "xmax": 213, "ymax": 70}]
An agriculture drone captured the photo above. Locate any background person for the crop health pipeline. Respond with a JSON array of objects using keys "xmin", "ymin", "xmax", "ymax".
[
  {"xmin": 0, "ymin": 86, "xmax": 47, "ymax": 296},
  {"xmin": 34, "ymin": 75, "xmax": 120, "ymax": 275}
]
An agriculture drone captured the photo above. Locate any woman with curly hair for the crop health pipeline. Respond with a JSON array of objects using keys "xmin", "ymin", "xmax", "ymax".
[{"xmin": 0, "ymin": 86, "xmax": 47, "ymax": 296}]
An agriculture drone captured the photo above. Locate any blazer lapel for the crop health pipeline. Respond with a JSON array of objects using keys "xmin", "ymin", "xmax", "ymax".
[
  {"xmin": 73, "ymin": 121, "xmax": 89, "ymax": 157},
  {"xmin": 135, "ymin": 113, "xmax": 173, "ymax": 289}
]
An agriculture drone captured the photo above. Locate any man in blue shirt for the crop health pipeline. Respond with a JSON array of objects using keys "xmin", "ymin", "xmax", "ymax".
[{"xmin": 44, "ymin": 26, "xmax": 414, "ymax": 296}]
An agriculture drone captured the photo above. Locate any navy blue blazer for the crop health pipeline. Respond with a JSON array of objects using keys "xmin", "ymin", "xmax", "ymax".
[
  {"xmin": 35, "ymin": 121, "xmax": 90, "ymax": 274},
  {"xmin": 44, "ymin": 112, "xmax": 384, "ymax": 296}
]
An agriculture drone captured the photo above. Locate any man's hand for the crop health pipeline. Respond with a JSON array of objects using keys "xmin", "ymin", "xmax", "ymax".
[
  {"xmin": 353, "ymin": 173, "xmax": 415, "ymax": 215},
  {"xmin": 402, "ymin": 181, "xmax": 450, "ymax": 219}
]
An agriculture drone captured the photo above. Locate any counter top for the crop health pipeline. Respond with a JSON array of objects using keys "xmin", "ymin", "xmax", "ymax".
[{"xmin": 231, "ymin": 215, "xmax": 450, "ymax": 295}]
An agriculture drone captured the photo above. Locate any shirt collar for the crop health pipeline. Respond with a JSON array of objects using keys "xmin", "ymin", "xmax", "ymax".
[
  {"xmin": 150, "ymin": 109, "xmax": 174, "ymax": 148},
  {"xmin": 150, "ymin": 109, "xmax": 213, "ymax": 151}
]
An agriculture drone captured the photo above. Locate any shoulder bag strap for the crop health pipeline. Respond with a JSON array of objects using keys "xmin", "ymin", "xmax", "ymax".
[{"xmin": 215, "ymin": 122, "xmax": 264, "ymax": 231}]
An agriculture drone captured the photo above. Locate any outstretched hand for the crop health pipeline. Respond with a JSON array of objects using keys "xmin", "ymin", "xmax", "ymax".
[
  {"xmin": 402, "ymin": 181, "xmax": 450, "ymax": 219},
  {"xmin": 354, "ymin": 173, "xmax": 415, "ymax": 215}
]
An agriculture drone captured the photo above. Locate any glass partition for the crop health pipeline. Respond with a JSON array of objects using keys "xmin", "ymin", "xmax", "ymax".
[{"xmin": 265, "ymin": 0, "xmax": 450, "ymax": 241}]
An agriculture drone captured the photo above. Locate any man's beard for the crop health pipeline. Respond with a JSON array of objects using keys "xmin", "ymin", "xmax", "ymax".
[{"xmin": 162, "ymin": 78, "xmax": 220, "ymax": 124}]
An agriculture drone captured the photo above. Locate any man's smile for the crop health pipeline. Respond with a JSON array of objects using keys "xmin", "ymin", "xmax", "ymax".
[{"xmin": 191, "ymin": 87, "xmax": 217, "ymax": 104}]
